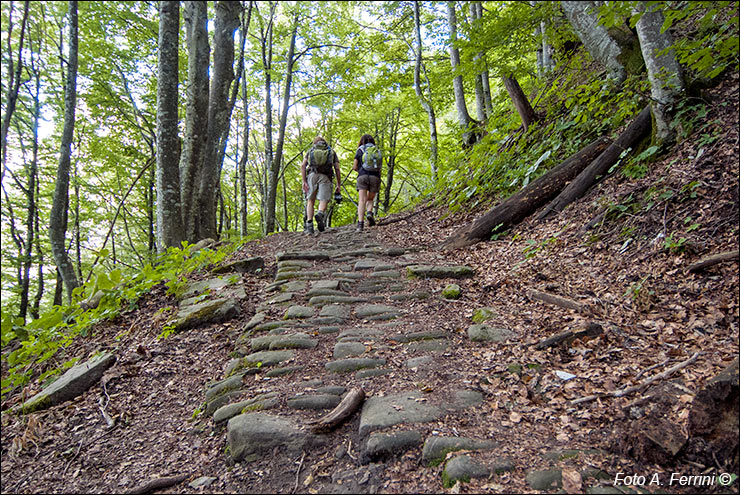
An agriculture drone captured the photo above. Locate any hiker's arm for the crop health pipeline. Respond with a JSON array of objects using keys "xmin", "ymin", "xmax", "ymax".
[
  {"xmin": 352, "ymin": 158, "xmax": 359, "ymax": 173},
  {"xmin": 301, "ymin": 156, "xmax": 308, "ymax": 193},
  {"xmin": 334, "ymin": 154, "xmax": 341, "ymax": 191}
]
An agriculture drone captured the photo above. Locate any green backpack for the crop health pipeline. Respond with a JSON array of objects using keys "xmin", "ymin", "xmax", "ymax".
[
  {"xmin": 361, "ymin": 143, "xmax": 381, "ymax": 171},
  {"xmin": 309, "ymin": 141, "xmax": 334, "ymax": 177}
]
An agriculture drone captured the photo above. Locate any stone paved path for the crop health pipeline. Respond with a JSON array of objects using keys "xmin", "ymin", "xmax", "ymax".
[{"xmin": 193, "ymin": 225, "xmax": 607, "ymax": 492}]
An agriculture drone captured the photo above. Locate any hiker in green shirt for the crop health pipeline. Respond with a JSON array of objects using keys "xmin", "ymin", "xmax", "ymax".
[
  {"xmin": 301, "ymin": 136, "xmax": 341, "ymax": 233},
  {"xmin": 352, "ymin": 134, "xmax": 381, "ymax": 232}
]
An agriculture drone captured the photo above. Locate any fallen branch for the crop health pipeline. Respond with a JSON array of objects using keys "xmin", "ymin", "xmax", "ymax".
[
  {"xmin": 533, "ymin": 323, "xmax": 603, "ymax": 350},
  {"xmin": 571, "ymin": 352, "xmax": 700, "ymax": 405},
  {"xmin": 439, "ymin": 136, "xmax": 611, "ymax": 250},
  {"xmin": 686, "ymin": 250, "xmax": 739, "ymax": 273},
  {"xmin": 538, "ymin": 105, "xmax": 652, "ymax": 220},
  {"xmin": 125, "ymin": 473, "xmax": 189, "ymax": 494},
  {"xmin": 308, "ymin": 388, "xmax": 365, "ymax": 433},
  {"xmin": 528, "ymin": 289, "xmax": 587, "ymax": 313}
]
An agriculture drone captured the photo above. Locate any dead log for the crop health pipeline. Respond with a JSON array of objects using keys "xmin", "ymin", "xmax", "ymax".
[
  {"xmin": 688, "ymin": 357, "xmax": 739, "ymax": 470},
  {"xmin": 538, "ymin": 105, "xmax": 652, "ymax": 219},
  {"xmin": 533, "ymin": 323, "xmax": 602, "ymax": 350},
  {"xmin": 686, "ymin": 250, "xmax": 739, "ymax": 273},
  {"xmin": 528, "ymin": 288, "xmax": 588, "ymax": 313},
  {"xmin": 309, "ymin": 387, "xmax": 365, "ymax": 434},
  {"xmin": 439, "ymin": 136, "xmax": 611, "ymax": 250},
  {"xmin": 125, "ymin": 473, "xmax": 189, "ymax": 494}
]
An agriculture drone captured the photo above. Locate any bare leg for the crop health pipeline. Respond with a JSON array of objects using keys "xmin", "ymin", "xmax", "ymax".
[
  {"xmin": 357, "ymin": 189, "xmax": 368, "ymax": 220},
  {"xmin": 306, "ymin": 198, "xmax": 315, "ymax": 221}
]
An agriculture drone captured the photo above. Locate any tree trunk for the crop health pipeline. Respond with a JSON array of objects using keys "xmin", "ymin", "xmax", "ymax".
[
  {"xmin": 469, "ymin": 2, "xmax": 487, "ymax": 122},
  {"xmin": 239, "ymin": 69, "xmax": 249, "ymax": 236},
  {"xmin": 538, "ymin": 105, "xmax": 652, "ymax": 219},
  {"xmin": 155, "ymin": 0, "xmax": 184, "ymax": 250},
  {"xmin": 270, "ymin": 11, "xmax": 299, "ymax": 234},
  {"xmin": 180, "ymin": 1, "xmax": 210, "ymax": 242},
  {"xmin": 634, "ymin": 2, "xmax": 685, "ymax": 144},
  {"xmin": 1, "ymin": 0, "xmax": 30, "ymax": 175},
  {"xmin": 439, "ymin": 136, "xmax": 611, "ymax": 250},
  {"xmin": 197, "ymin": 0, "xmax": 240, "ymax": 240},
  {"xmin": 49, "ymin": 0, "xmax": 80, "ymax": 301},
  {"xmin": 412, "ymin": 1, "xmax": 439, "ymax": 182},
  {"xmin": 383, "ymin": 107, "xmax": 400, "ymax": 213},
  {"xmin": 261, "ymin": 2, "xmax": 277, "ymax": 234},
  {"xmin": 446, "ymin": 1, "xmax": 477, "ymax": 143},
  {"xmin": 19, "ymin": 50, "xmax": 41, "ymax": 323},
  {"xmin": 561, "ymin": 1, "xmax": 640, "ymax": 84},
  {"xmin": 502, "ymin": 74, "xmax": 538, "ymax": 131}
]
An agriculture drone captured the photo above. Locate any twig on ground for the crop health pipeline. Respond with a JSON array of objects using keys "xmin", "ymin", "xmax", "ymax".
[
  {"xmin": 571, "ymin": 352, "xmax": 701, "ymax": 405},
  {"xmin": 292, "ymin": 452, "xmax": 306, "ymax": 494}
]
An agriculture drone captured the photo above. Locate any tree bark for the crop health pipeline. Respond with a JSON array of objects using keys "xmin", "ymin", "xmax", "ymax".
[
  {"xmin": 155, "ymin": 0, "xmax": 184, "ymax": 250},
  {"xmin": 412, "ymin": 1, "xmax": 439, "ymax": 181},
  {"xmin": 49, "ymin": 0, "xmax": 80, "ymax": 301},
  {"xmin": 538, "ymin": 105, "xmax": 652, "ymax": 219},
  {"xmin": 469, "ymin": 2, "xmax": 487, "ymax": 122},
  {"xmin": 383, "ymin": 107, "xmax": 400, "ymax": 212},
  {"xmin": 1, "ymin": 0, "xmax": 30, "ymax": 175},
  {"xmin": 561, "ymin": 1, "xmax": 639, "ymax": 84},
  {"xmin": 197, "ymin": 0, "xmax": 240, "ymax": 240},
  {"xmin": 634, "ymin": 2, "xmax": 685, "ymax": 144},
  {"xmin": 502, "ymin": 74, "xmax": 538, "ymax": 131},
  {"xmin": 180, "ymin": 1, "xmax": 210, "ymax": 242},
  {"xmin": 261, "ymin": 2, "xmax": 277, "ymax": 233},
  {"xmin": 239, "ymin": 66, "xmax": 249, "ymax": 236},
  {"xmin": 268, "ymin": 10, "xmax": 299, "ymax": 234},
  {"xmin": 446, "ymin": 1, "xmax": 477, "ymax": 144},
  {"xmin": 439, "ymin": 136, "xmax": 610, "ymax": 250},
  {"xmin": 19, "ymin": 46, "xmax": 41, "ymax": 323}
]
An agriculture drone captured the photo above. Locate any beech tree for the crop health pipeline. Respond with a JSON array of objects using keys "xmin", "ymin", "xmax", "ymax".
[
  {"xmin": 412, "ymin": 0, "xmax": 439, "ymax": 181},
  {"xmin": 49, "ymin": 0, "xmax": 80, "ymax": 301},
  {"xmin": 634, "ymin": 1, "xmax": 685, "ymax": 144},
  {"xmin": 180, "ymin": 1, "xmax": 210, "ymax": 243},
  {"xmin": 197, "ymin": 1, "xmax": 241, "ymax": 240},
  {"xmin": 446, "ymin": 1, "xmax": 477, "ymax": 145},
  {"xmin": 155, "ymin": 0, "xmax": 184, "ymax": 250}
]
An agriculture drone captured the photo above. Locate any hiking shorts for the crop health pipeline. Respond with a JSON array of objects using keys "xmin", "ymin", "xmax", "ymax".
[
  {"xmin": 357, "ymin": 174, "xmax": 380, "ymax": 193},
  {"xmin": 307, "ymin": 172, "xmax": 332, "ymax": 202}
]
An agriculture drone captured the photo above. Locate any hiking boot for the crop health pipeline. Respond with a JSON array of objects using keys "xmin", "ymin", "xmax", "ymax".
[
  {"xmin": 366, "ymin": 211, "xmax": 375, "ymax": 227},
  {"xmin": 305, "ymin": 219, "xmax": 314, "ymax": 234},
  {"xmin": 356, "ymin": 221, "xmax": 364, "ymax": 232},
  {"xmin": 315, "ymin": 211, "xmax": 326, "ymax": 232}
]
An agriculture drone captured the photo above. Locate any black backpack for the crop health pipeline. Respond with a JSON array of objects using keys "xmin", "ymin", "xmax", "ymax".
[{"xmin": 309, "ymin": 141, "xmax": 334, "ymax": 177}]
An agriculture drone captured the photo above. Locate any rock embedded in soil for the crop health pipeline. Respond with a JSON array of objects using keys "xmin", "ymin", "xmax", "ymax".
[
  {"xmin": 286, "ymin": 394, "xmax": 342, "ymax": 410},
  {"xmin": 441, "ymin": 284, "xmax": 461, "ymax": 299},
  {"xmin": 443, "ymin": 455, "xmax": 490, "ymax": 486},
  {"xmin": 421, "ymin": 436, "xmax": 498, "ymax": 466},
  {"xmin": 227, "ymin": 412, "xmax": 321, "ymax": 461},
  {"xmin": 526, "ymin": 469, "xmax": 563, "ymax": 490},
  {"xmin": 172, "ymin": 298, "xmax": 240, "ymax": 332},
  {"xmin": 406, "ymin": 264, "xmax": 474, "ymax": 279},
  {"xmin": 467, "ymin": 324, "xmax": 516, "ymax": 343},
  {"xmin": 361, "ymin": 430, "xmax": 423, "ymax": 464},
  {"xmin": 212, "ymin": 256, "xmax": 264, "ymax": 274},
  {"xmin": 325, "ymin": 358, "xmax": 386, "ymax": 374},
  {"xmin": 21, "ymin": 352, "xmax": 116, "ymax": 413}
]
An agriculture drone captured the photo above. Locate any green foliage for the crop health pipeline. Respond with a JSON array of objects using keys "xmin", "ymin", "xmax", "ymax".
[{"xmin": 1, "ymin": 240, "xmax": 241, "ymax": 400}]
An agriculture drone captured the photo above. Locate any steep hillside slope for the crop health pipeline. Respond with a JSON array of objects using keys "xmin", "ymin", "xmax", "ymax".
[{"xmin": 1, "ymin": 73, "xmax": 737, "ymax": 494}]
